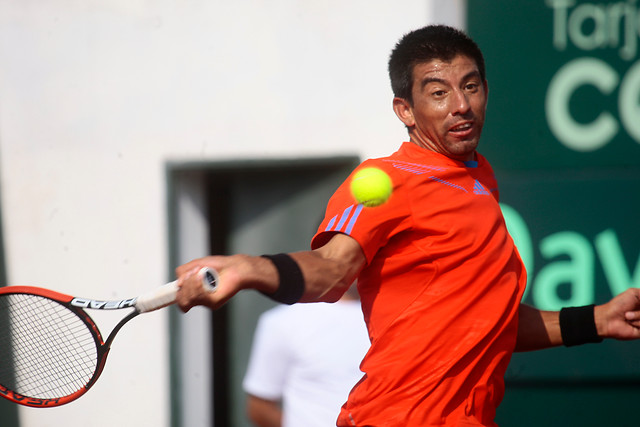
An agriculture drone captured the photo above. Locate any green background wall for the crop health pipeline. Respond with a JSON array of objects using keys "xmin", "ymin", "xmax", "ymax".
[{"xmin": 468, "ymin": 1, "xmax": 640, "ymax": 425}]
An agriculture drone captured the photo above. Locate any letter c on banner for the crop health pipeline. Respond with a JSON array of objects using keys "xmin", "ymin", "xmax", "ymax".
[
  {"xmin": 546, "ymin": 57, "xmax": 619, "ymax": 151},
  {"xmin": 619, "ymin": 60, "xmax": 640, "ymax": 143}
]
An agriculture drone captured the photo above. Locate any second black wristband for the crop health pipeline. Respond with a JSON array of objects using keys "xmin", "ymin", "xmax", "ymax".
[{"xmin": 559, "ymin": 304, "xmax": 603, "ymax": 347}]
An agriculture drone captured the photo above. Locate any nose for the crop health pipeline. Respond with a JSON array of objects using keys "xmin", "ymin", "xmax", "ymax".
[{"xmin": 451, "ymin": 89, "xmax": 471, "ymax": 116}]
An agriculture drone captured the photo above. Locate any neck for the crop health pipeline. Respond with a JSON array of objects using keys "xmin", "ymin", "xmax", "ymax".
[{"xmin": 408, "ymin": 138, "xmax": 477, "ymax": 162}]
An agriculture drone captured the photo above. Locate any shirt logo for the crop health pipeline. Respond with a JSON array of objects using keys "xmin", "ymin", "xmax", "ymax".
[{"xmin": 473, "ymin": 180, "xmax": 491, "ymax": 195}]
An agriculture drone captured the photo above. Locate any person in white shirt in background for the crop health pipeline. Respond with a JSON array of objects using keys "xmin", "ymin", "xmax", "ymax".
[{"xmin": 243, "ymin": 285, "xmax": 369, "ymax": 427}]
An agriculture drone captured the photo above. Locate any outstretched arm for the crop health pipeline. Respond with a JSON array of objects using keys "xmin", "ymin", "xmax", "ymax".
[
  {"xmin": 174, "ymin": 233, "xmax": 366, "ymax": 312},
  {"xmin": 515, "ymin": 288, "xmax": 640, "ymax": 352}
]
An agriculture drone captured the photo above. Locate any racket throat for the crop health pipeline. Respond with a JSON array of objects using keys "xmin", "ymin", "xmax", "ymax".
[
  {"xmin": 86, "ymin": 311, "xmax": 139, "ymax": 391},
  {"xmin": 104, "ymin": 311, "xmax": 140, "ymax": 349}
]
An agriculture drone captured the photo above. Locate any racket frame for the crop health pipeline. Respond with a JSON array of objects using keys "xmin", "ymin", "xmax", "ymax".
[{"xmin": 0, "ymin": 268, "xmax": 217, "ymax": 407}]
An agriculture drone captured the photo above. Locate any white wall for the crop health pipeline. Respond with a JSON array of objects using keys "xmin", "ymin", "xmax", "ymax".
[{"xmin": 0, "ymin": 1, "xmax": 463, "ymax": 426}]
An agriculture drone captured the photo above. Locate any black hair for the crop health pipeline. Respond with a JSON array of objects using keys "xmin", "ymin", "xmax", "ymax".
[{"xmin": 388, "ymin": 25, "xmax": 486, "ymax": 104}]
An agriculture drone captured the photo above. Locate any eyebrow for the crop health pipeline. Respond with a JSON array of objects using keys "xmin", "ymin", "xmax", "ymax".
[{"xmin": 419, "ymin": 70, "xmax": 482, "ymax": 91}]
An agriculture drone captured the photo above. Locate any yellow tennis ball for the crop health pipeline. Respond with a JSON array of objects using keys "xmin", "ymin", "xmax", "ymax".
[{"xmin": 350, "ymin": 167, "xmax": 393, "ymax": 207}]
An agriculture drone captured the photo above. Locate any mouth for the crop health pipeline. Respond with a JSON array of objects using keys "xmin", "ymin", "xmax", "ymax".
[{"xmin": 448, "ymin": 121, "xmax": 474, "ymax": 138}]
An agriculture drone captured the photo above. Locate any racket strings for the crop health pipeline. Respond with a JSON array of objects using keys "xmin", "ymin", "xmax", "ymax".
[{"xmin": 0, "ymin": 293, "xmax": 99, "ymax": 399}]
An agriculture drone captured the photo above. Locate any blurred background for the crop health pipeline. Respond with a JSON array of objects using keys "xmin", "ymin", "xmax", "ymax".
[{"xmin": 0, "ymin": 0, "xmax": 638, "ymax": 426}]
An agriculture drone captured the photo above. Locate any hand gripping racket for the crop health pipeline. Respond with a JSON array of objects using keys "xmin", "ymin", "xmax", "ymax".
[{"xmin": 0, "ymin": 267, "xmax": 218, "ymax": 407}]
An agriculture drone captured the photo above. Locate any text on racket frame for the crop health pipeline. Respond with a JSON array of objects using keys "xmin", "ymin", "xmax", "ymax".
[
  {"xmin": 71, "ymin": 297, "xmax": 137, "ymax": 310},
  {"xmin": 0, "ymin": 384, "xmax": 61, "ymax": 407}
]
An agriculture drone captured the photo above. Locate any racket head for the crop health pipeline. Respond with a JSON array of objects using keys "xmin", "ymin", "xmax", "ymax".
[{"xmin": 0, "ymin": 286, "xmax": 106, "ymax": 407}]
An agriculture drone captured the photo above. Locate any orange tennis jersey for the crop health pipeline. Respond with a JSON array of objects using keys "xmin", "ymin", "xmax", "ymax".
[{"xmin": 311, "ymin": 142, "xmax": 527, "ymax": 426}]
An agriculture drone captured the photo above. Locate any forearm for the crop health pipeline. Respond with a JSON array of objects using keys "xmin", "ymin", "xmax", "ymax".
[
  {"xmin": 514, "ymin": 303, "xmax": 562, "ymax": 352},
  {"xmin": 290, "ymin": 235, "xmax": 365, "ymax": 302},
  {"xmin": 249, "ymin": 234, "xmax": 364, "ymax": 303},
  {"xmin": 515, "ymin": 303, "xmax": 606, "ymax": 352},
  {"xmin": 246, "ymin": 250, "xmax": 360, "ymax": 304}
]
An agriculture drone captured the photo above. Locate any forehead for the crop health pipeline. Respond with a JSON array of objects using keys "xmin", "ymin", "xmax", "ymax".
[{"xmin": 412, "ymin": 55, "xmax": 481, "ymax": 83}]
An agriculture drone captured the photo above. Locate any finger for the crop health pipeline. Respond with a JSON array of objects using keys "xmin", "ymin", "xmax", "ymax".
[
  {"xmin": 175, "ymin": 290, "xmax": 193, "ymax": 313},
  {"xmin": 625, "ymin": 310, "xmax": 640, "ymax": 321},
  {"xmin": 175, "ymin": 269, "xmax": 203, "ymax": 310},
  {"xmin": 177, "ymin": 267, "xmax": 201, "ymax": 290},
  {"xmin": 176, "ymin": 259, "xmax": 206, "ymax": 277},
  {"xmin": 177, "ymin": 302, "xmax": 192, "ymax": 313},
  {"xmin": 626, "ymin": 318, "xmax": 640, "ymax": 329}
]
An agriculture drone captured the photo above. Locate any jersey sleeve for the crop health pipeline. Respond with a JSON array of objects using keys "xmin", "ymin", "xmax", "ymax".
[{"xmin": 311, "ymin": 160, "xmax": 412, "ymax": 263}]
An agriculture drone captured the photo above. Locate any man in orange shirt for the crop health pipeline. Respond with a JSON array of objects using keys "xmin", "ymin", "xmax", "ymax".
[{"xmin": 176, "ymin": 25, "xmax": 640, "ymax": 426}]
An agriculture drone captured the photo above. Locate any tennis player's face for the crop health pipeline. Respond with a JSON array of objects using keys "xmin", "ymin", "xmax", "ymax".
[{"xmin": 394, "ymin": 55, "xmax": 488, "ymax": 162}]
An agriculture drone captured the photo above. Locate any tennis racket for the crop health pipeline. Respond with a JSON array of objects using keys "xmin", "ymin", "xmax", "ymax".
[{"xmin": 0, "ymin": 267, "xmax": 218, "ymax": 408}]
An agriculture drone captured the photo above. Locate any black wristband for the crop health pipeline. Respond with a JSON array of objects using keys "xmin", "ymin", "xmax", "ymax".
[
  {"xmin": 559, "ymin": 305, "xmax": 603, "ymax": 347},
  {"xmin": 260, "ymin": 253, "xmax": 305, "ymax": 305}
]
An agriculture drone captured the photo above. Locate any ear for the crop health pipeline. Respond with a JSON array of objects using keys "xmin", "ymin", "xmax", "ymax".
[{"xmin": 392, "ymin": 97, "xmax": 415, "ymax": 128}]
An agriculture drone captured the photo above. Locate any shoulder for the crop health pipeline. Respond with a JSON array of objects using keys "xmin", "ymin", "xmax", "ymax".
[{"xmin": 358, "ymin": 143, "xmax": 455, "ymax": 187}]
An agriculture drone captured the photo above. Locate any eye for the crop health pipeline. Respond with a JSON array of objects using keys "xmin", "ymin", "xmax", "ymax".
[
  {"xmin": 431, "ymin": 89, "xmax": 447, "ymax": 98},
  {"xmin": 464, "ymin": 82, "xmax": 480, "ymax": 92}
]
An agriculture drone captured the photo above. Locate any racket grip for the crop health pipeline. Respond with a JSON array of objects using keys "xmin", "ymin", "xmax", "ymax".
[{"xmin": 135, "ymin": 267, "xmax": 219, "ymax": 313}]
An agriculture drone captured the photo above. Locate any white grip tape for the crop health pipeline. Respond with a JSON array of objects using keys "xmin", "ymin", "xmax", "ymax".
[
  {"xmin": 135, "ymin": 267, "xmax": 219, "ymax": 313},
  {"xmin": 135, "ymin": 281, "xmax": 179, "ymax": 313}
]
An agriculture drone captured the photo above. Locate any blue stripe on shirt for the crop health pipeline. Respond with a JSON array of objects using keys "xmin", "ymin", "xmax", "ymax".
[
  {"xmin": 324, "ymin": 204, "xmax": 363, "ymax": 235},
  {"xmin": 345, "ymin": 204, "xmax": 363, "ymax": 234},
  {"xmin": 335, "ymin": 205, "xmax": 354, "ymax": 231}
]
